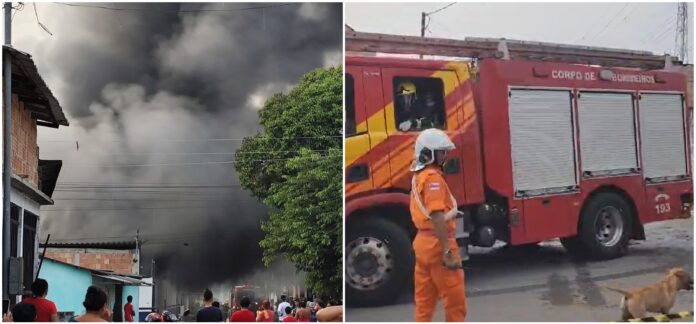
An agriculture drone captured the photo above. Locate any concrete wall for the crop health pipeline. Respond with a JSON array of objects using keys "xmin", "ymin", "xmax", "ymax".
[
  {"xmin": 45, "ymin": 248, "xmax": 137, "ymax": 275},
  {"xmin": 42, "ymin": 259, "xmax": 93, "ymax": 316},
  {"xmin": 10, "ymin": 94, "xmax": 38, "ymax": 186}
]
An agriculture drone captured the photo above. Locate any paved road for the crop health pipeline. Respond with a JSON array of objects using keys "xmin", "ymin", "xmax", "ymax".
[{"xmin": 346, "ymin": 218, "xmax": 694, "ymax": 322}]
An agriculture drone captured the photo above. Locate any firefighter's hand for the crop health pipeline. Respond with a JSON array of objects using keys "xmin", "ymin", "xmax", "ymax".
[
  {"xmin": 4, "ymin": 312, "xmax": 13, "ymax": 322},
  {"xmin": 442, "ymin": 251, "xmax": 463, "ymax": 270}
]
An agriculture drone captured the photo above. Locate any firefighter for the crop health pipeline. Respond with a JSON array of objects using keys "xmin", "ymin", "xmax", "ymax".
[
  {"xmin": 395, "ymin": 81, "xmax": 436, "ymax": 131},
  {"xmin": 409, "ymin": 128, "xmax": 467, "ymax": 322}
]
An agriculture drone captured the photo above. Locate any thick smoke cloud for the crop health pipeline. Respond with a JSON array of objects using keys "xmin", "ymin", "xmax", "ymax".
[{"xmin": 13, "ymin": 2, "xmax": 341, "ymax": 300}]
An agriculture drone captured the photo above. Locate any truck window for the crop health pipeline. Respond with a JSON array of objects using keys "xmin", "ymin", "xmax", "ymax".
[
  {"xmin": 393, "ymin": 76, "xmax": 446, "ymax": 132},
  {"xmin": 346, "ymin": 73, "xmax": 356, "ymax": 136}
]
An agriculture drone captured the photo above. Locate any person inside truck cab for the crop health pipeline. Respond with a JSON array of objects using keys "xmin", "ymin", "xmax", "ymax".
[
  {"xmin": 410, "ymin": 128, "xmax": 467, "ymax": 322},
  {"xmin": 395, "ymin": 81, "xmax": 441, "ymax": 132}
]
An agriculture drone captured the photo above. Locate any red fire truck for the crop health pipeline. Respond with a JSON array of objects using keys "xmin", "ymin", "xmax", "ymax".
[
  {"xmin": 231, "ymin": 284, "xmax": 261, "ymax": 312},
  {"xmin": 345, "ymin": 31, "xmax": 693, "ymax": 305}
]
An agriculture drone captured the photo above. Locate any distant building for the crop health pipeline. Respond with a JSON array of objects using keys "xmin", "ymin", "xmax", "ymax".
[
  {"xmin": 42, "ymin": 240, "xmax": 140, "ymax": 275},
  {"xmin": 39, "ymin": 240, "xmax": 148, "ymax": 322},
  {"xmin": 42, "ymin": 257, "xmax": 150, "ymax": 322},
  {"xmin": 3, "ymin": 46, "xmax": 69, "ymax": 303}
]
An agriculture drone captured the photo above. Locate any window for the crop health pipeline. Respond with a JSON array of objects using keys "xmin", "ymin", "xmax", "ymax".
[
  {"xmin": 393, "ymin": 77, "xmax": 446, "ymax": 132},
  {"xmin": 345, "ymin": 74, "xmax": 356, "ymax": 136}
]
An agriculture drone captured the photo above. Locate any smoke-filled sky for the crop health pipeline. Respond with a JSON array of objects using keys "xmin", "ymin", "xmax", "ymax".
[{"xmin": 9, "ymin": 2, "xmax": 342, "ymax": 296}]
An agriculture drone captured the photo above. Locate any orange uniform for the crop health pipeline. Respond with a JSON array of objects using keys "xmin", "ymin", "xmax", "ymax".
[{"xmin": 410, "ymin": 165, "xmax": 467, "ymax": 322}]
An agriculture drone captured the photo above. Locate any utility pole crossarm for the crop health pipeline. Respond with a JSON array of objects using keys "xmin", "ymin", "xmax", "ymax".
[{"xmin": 346, "ymin": 30, "xmax": 683, "ymax": 70}]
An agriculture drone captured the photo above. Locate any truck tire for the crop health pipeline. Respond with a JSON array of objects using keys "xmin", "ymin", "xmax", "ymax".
[
  {"xmin": 567, "ymin": 192, "xmax": 632, "ymax": 259},
  {"xmin": 346, "ymin": 217, "xmax": 413, "ymax": 306}
]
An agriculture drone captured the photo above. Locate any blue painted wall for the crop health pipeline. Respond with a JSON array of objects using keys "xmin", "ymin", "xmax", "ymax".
[
  {"xmin": 42, "ymin": 259, "xmax": 93, "ymax": 316},
  {"xmin": 123, "ymin": 285, "xmax": 140, "ymax": 322},
  {"xmin": 41, "ymin": 259, "xmax": 142, "ymax": 322}
]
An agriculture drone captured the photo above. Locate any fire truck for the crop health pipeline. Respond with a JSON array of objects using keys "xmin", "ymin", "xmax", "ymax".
[
  {"xmin": 231, "ymin": 284, "xmax": 261, "ymax": 312},
  {"xmin": 344, "ymin": 30, "xmax": 693, "ymax": 305}
]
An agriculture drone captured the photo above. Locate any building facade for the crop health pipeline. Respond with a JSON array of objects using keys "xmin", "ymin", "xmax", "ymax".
[{"xmin": 4, "ymin": 46, "xmax": 69, "ymax": 303}]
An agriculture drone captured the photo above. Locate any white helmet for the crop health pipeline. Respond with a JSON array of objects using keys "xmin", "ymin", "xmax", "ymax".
[{"xmin": 410, "ymin": 128, "xmax": 455, "ymax": 172}]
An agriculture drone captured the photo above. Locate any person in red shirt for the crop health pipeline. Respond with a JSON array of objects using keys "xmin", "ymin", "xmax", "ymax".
[
  {"xmin": 281, "ymin": 306, "xmax": 297, "ymax": 322},
  {"xmin": 23, "ymin": 279, "xmax": 58, "ymax": 322},
  {"xmin": 295, "ymin": 308, "xmax": 311, "ymax": 322},
  {"xmin": 124, "ymin": 295, "xmax": 135, "ymax": 322},
  {"xmin": 229, "ymin": 297, "xmax": 255, "ymax": 322},
  {"xmin": 255, "ymin": 300, "xmax": 274, "ymax": 322}
]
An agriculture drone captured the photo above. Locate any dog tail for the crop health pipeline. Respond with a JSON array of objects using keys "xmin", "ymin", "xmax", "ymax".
[{"xmin": 601, "ymin": 285, "xmax": 632, "ymax": 297}]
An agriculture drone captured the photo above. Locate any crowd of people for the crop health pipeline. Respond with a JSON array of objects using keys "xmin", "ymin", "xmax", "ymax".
[
  {"xmin": 2, "ymin": 279, "xmax": 342, "ymax": 323},
  {"xmin": 197, "ymin": 290, "xmax": 342, "ymax": 323},
  {"xmin": 3, "ymin": 279, "xmax": 116, "ymax": 322}
]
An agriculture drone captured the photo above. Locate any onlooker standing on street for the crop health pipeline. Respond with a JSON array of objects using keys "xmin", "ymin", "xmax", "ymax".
[
  {"xmin": 282, "ymin": 306, "xmax": 297, "ymax": 322},
  {"xmin": 72, "ymin": 286, "xmax": 112, "ymax": 322},
  {"xmin": 23, "ymin": 278, "xmax": 58, "ymax": 322},
  {"xmin": 229, "ymin": 297, "xmax": 255, "ymax": 322},
  {"xmin": 196, "ymin": 289, "xmax": 223, "ymax": 322},
  {"xmin": 296, "ymin": 308, "xmax": 311, "ymax": 322},
  {"xmin": 255, "ymin": 300, "xmax": 274, "ymax": 322},
  {"xmin": 310, "ymin": 299, "xmax": 325, "ymax": 322},
  {"xmin": 277, "ymin": 295, "xmax": 291, "ymax": 321},
  {"xmin": 5, "ymin": 302, "xmax": 37, "ymax": 322},
  {"xmin": 124, "ymin": 295, "xmax": 135, "ymax": 322}
]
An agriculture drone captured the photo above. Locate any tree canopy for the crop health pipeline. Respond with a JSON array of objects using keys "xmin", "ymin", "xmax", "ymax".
[{"xmin": 234, "ymin": 66, "xmax": 342, "ymax": 296}]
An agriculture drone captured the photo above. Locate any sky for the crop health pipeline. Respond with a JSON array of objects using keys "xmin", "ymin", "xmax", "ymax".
[
  {"xmin": 346, "ymin": 2, "xmax": 694, "ymax": 64},
  {"xmin": 6, "ymin": 2, "xmax": 341, "ymax": 299}
]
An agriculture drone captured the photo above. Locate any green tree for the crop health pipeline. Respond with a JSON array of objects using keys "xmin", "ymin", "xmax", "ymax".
[{"xmin": 234, "ymin": 66, "xmax": 342, "ymax": 296}]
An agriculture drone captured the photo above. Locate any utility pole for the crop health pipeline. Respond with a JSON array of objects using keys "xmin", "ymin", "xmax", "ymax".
[
  {"xmin": 135, "ymin": 228, "xmax": 140, "ymax": 275},
  {"xmin": 3, "ymin": 1, "xmax": 13, "ymax": 301},
  {"xmin": 675, "ymin": 3, "xmax": 689, "ymax": 63},
  {"xmin": 420, "ymin": 12, "xmax": 426, "ymax": 59},
  {"xmin": 151, "ymin": 259, "xmax": 156, "ymax": 310}
]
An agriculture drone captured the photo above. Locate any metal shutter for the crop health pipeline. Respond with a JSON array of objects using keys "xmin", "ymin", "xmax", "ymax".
[
  {"xmin": 578, "ymin": 92, "xmax": 638, "ymax": 175},
  {"xmin": 509, "ymin": 89, "xmax": 577, "ymax": 194},
  {"xmin": 639, "ymin": 93, "xmax": 687, "ymax": 181}
]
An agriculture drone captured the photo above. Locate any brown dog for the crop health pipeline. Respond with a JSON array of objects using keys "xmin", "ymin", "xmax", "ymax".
[{"xmin": 603, "ymin": 268, "xmax": 694, "ymax": 321}]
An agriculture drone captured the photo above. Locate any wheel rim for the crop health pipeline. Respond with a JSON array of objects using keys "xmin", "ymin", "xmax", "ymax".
[
  {"xmin": 594, "ymin": 206, "xmax": 624, "ymax": 247},
  {"xmin": 345, "ymin": 236, "xmax": 393, "ymax": 291}
]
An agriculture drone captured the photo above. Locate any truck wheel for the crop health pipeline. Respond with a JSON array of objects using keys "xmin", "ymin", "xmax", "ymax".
[
  {"xmin": 346, "ymin": 217, "xmax": 413, "ymax": 306},
  {"xmin": 572, "ymin": 192, "xmax": 632, "ymax": 259}
]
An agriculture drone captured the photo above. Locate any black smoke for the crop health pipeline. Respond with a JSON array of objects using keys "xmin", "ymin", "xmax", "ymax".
[{"xmin": 13, "ymin": 2, "xmax": 341, "ymax": 301}]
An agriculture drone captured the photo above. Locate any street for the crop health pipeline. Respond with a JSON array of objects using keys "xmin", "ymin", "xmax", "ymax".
[{"xmin": 346, "ymin": 218, "xmax": 694, "ymax": 322}]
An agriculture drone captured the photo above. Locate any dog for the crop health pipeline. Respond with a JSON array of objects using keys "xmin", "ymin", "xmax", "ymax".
[{"xmin": 603, "ymin": 268, "xmax": 694, "ymax": 321}]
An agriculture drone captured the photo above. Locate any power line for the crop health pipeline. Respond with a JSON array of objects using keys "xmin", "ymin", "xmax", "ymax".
[
  {"xmin": 53, "ymin": 2, "xmax": 295, "ymax": 13},
  {"xmin": 42, "ymin": 206, "xmax": 237, "ymax": 212},
  {"xmin": 41, "ymin": 149, "xmax": 332, "ymax": 157},
  {"xmin": 59, "ymin": 154, "xmax": 340, "ymax": 168},
  {"xmin": 32, "ymin": 2, "xmax": 53, "ymax": 36},
  {"xmin": 56, "ymin": 184, "xmax": 241, "ymax": 189},
  {"xmin": 426, "ymin": 2, "xmax": 457, "ymax": 16},
  {"xmin": 39, "ymin": 135, "xmax": 342, "ymax": 143},
  {"xmin": 589, "ymin": 3, "xmax": 630, "ymax": 43}
]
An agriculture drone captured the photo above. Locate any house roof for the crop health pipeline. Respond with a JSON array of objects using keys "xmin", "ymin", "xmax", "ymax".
[
  {"xmin": 41, "ymin": 240, "xmax": 137, "ymax": 250},
  {"xmin": 44, "ymin": 257, "xmax": 151, "ymax": 286},
  {"xmin": 4, "ymin": 46, "xmax": 69, "ymax": 128}
]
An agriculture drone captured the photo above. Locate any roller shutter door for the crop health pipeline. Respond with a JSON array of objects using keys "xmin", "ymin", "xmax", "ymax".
[
  {"xmin": 639, "ymin": 93, "xmax": 688, "ymax": 181},
  {"xmin": 509, "ymin": 89, "xmax": 577, "ymax": 195},
  {"xmin": 578, "ymin": 92, "xmax": 638, "ymax": 175}
]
